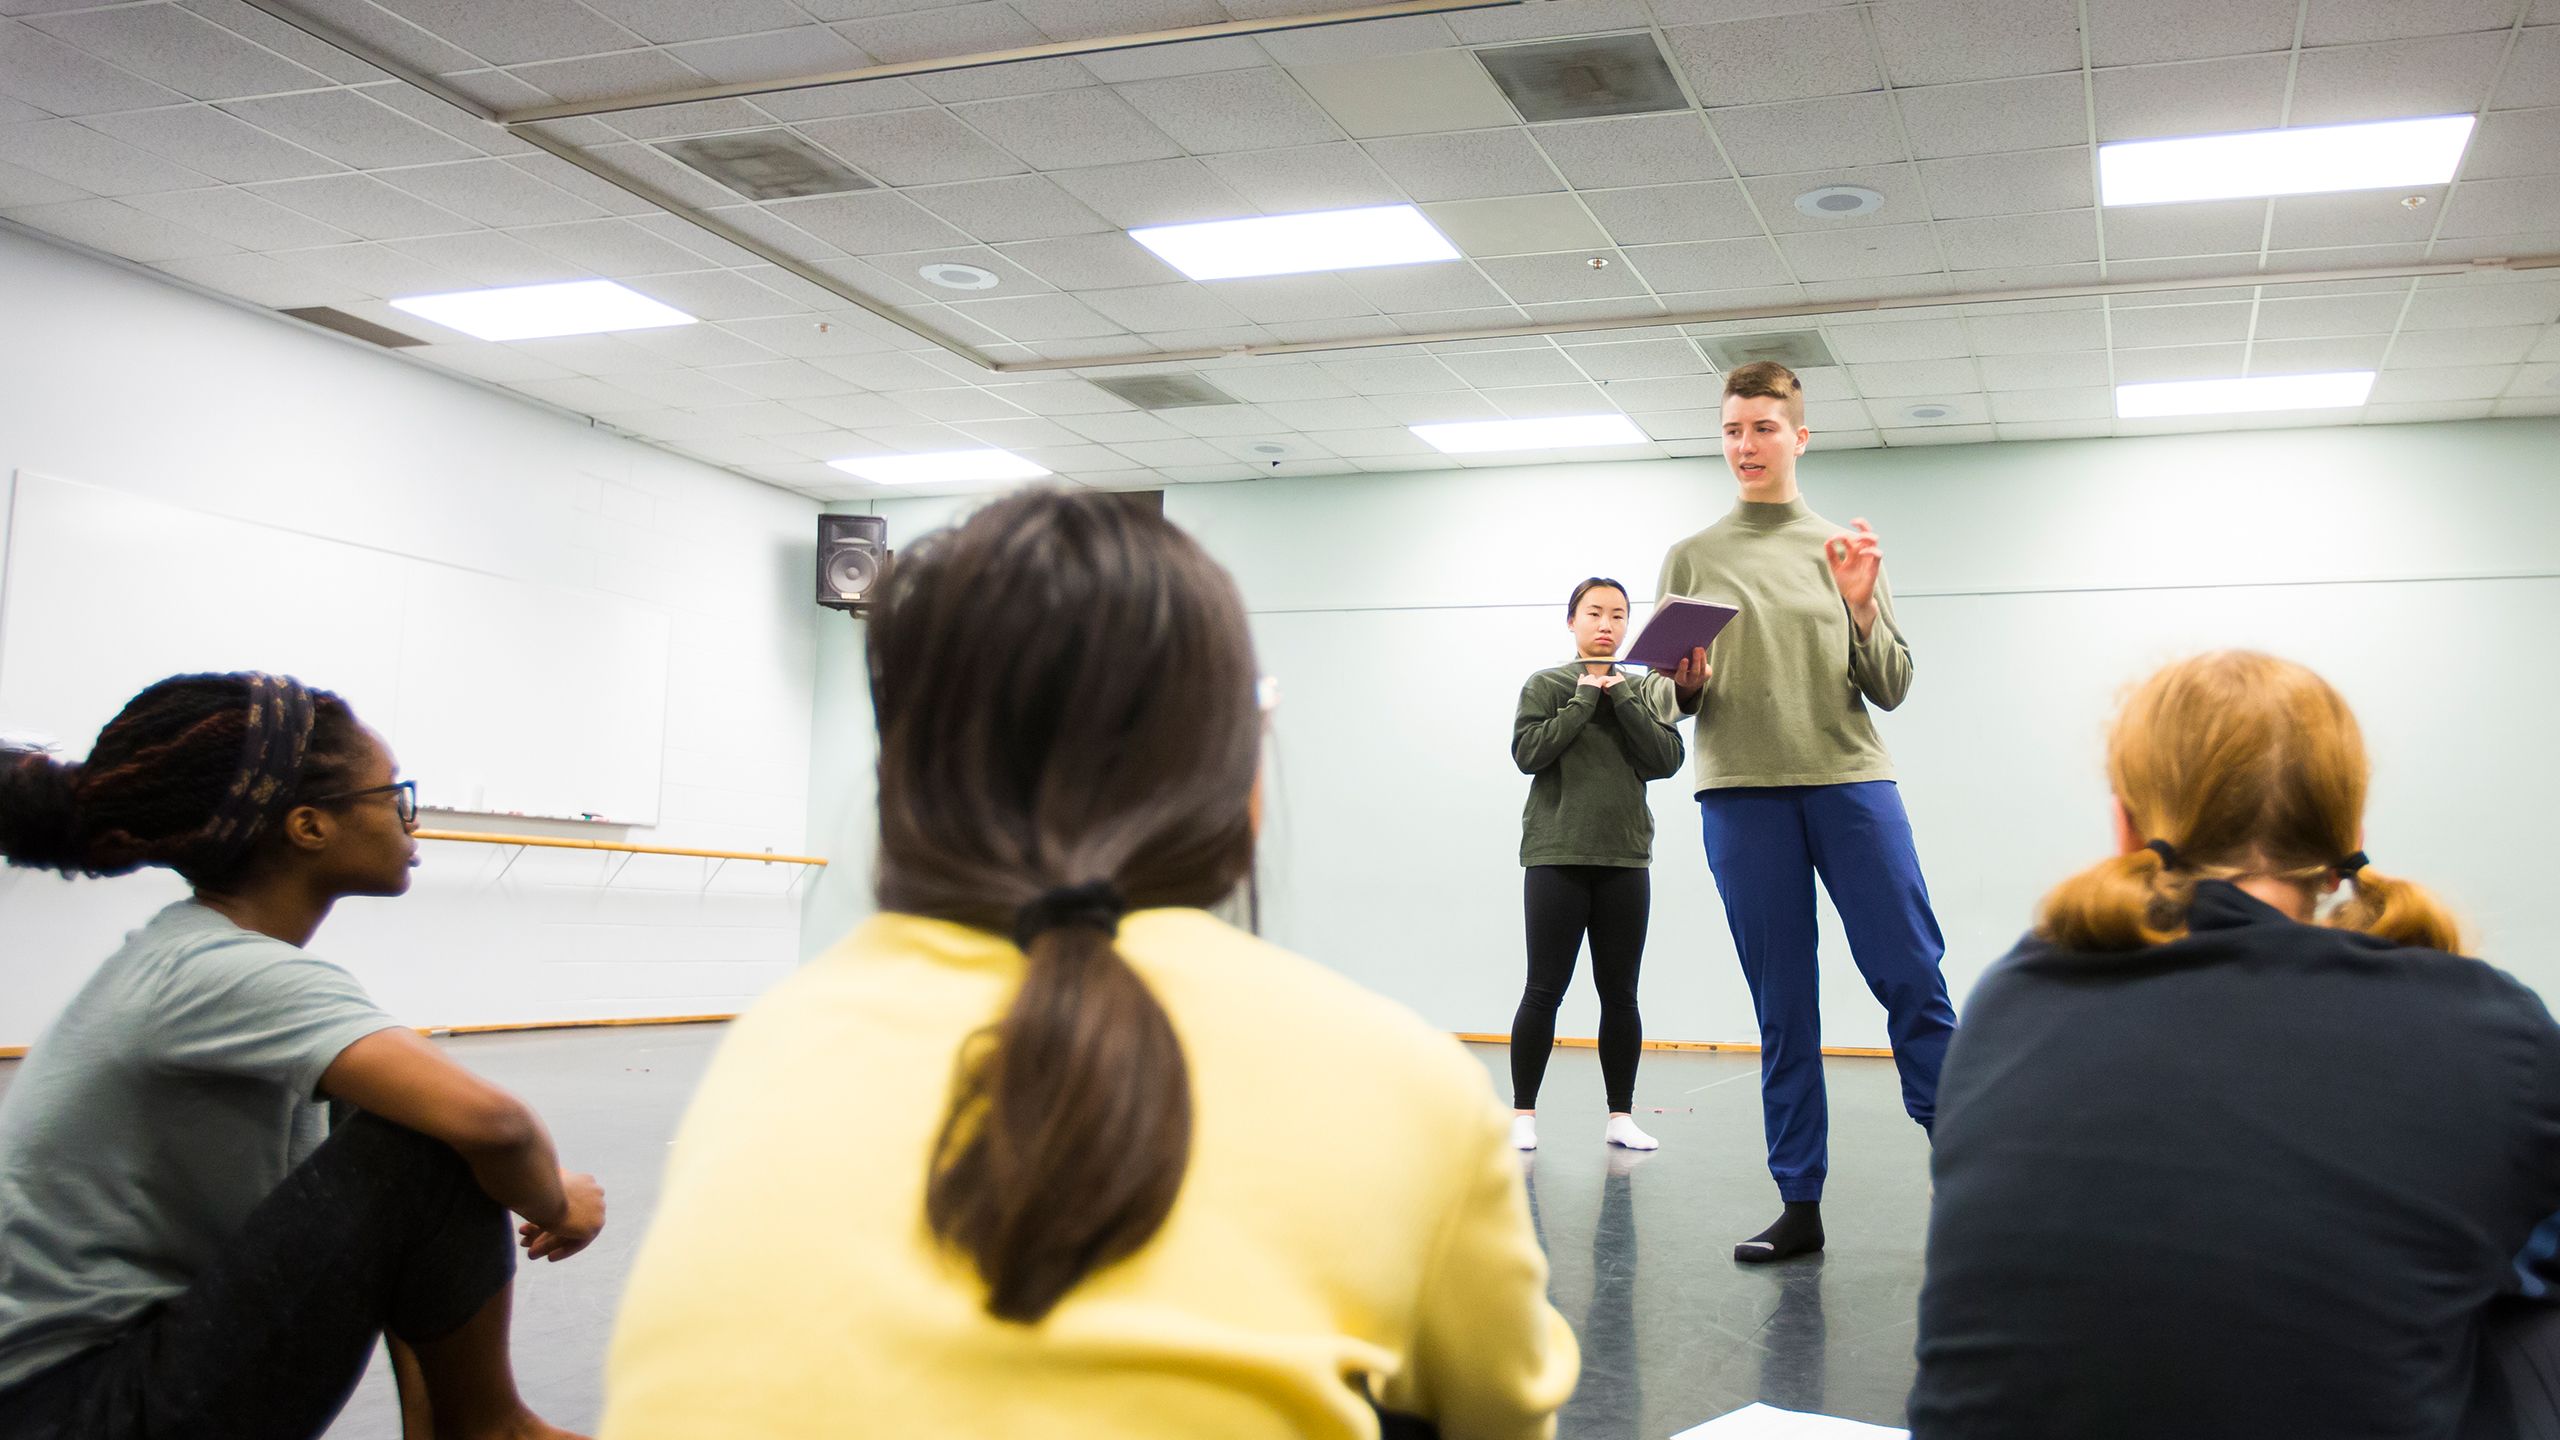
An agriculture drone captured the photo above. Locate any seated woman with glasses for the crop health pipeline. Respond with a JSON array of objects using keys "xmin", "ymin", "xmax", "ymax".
[
  {"xmin": 0, "ymin": 672, "xmax": 604, "ymax": 1440},
  {"xmin": 601, "ymin": 488, "xmax": 1578, "ymax": 1440}
]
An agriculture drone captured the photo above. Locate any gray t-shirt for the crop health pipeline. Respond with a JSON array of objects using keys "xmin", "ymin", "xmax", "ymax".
[{"xmin": 0, "ymin": 901, "xmax": 399, "ymax": 1389}]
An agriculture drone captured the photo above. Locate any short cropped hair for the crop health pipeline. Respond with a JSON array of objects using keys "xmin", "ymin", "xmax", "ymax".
[{"xmin": 1722, "ymin": 360, "xmax": 1805, "ymax": 428}]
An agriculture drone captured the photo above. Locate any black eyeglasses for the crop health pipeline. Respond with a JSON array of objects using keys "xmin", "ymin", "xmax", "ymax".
[{"xmin": 309, "ymin": 779, "xmax": 418, "ymax": 825}]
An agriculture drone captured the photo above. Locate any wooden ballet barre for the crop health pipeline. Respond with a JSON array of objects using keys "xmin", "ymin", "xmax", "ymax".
[{"xmin": 414, "ymin": 828, "xmax": 828, "ymax": 867}]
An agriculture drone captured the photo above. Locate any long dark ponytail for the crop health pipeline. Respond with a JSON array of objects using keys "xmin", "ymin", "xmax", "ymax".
[
  {"xmin": 867, "ymin": 488, "xmax": 1261, "ymax": 1324},
  {"xmin": 0, "ymin": 672, "xmax": 365, "ymax": 887}
]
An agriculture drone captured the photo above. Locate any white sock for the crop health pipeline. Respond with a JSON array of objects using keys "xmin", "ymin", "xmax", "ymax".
[
  {"xmin": 1605, "ymin": 1113, "xmax": 1658, "ymax": 1151},
  {"xmin": 1511, "ymin": 1114, "xmax": 1538, "ymax": 1151}
]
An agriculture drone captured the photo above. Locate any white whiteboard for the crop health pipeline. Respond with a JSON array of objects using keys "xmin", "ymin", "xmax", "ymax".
[{"xmin": 0, "ymin": 472, "xmax": 671, "ymax": 825}]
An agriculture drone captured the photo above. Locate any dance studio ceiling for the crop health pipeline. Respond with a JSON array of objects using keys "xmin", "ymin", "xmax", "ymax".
[{"xmin": 2, "ymin": 0, "xmax": 2556, "ymax": 499}]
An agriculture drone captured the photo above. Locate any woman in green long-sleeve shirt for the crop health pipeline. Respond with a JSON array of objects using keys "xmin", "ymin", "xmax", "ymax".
[{"xmin": 1507, "ymin": 577, "xmax": 1684, "ymax": 1154}]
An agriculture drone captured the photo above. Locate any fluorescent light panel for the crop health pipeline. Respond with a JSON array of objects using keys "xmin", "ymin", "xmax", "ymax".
[
  {"xmin": 390, "ymin": 279, "xmax": 695, "ymax": 341},
  {"xmin": 2115, "ymin": 372, "xmax": 2376, "ymax": 419},
  {"xmin": 2098, "ymin": 114, "xmax": 2473, "ymax": 206},
  {"xmin": 1411, "ymin": 414, "xmax": 1649, "ymax": 453},
  {"xmin": 827, "ymin": 449, "xmax": 1051, "ymax": 485},
  {"xmin": 1131, "ymin": 204, "xmax": 1460, "ymax": 281}
]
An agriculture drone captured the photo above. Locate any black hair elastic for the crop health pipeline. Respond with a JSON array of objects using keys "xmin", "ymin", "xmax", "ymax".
[
  {"xmin": 1013, "ymin": 881, "xmax": 1127, "ymax": 950},
  {"xmin": 2143, "ymin": 839, "xmax": 2182, "ymax": 868},
  {"xmin": 2336, "ymin": 850, "xmax": 2370, "ymax": 880}
]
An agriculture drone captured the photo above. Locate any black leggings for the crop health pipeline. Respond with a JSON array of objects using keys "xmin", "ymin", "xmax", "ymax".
[
  {"xmin": 0, "ymin": 1112, "xmax": 515, "ymax": 1440},
  {"xmin": 1510, "ymin": 864, "xmax": 1650, "ymax": 1113}
]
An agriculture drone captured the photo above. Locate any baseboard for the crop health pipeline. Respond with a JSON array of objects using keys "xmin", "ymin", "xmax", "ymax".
[
  {"xmin": 1454, "ymin": 1032, "xmax": 1895, "ymax": 1059},
  {"xmin": 417, "ymin": 1013, "xmax": 738, "ymax": 1038}
]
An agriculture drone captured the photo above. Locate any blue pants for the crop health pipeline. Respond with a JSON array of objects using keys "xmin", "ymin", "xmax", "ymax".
[{"xmin": 1698, "ymin": 781, "xmax": 1955, "ymax": 1203}]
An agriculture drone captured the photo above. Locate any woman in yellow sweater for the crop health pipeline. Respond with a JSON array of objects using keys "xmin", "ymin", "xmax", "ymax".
[{"xmin": 600, "ymin": 488, "xmax": 1577, "ymax": 1440}]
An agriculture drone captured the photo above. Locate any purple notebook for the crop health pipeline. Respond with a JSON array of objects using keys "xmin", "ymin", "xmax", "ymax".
[{"xmin": 1622, "ymin": 596, "xmax": 1741, "ymax": 670}]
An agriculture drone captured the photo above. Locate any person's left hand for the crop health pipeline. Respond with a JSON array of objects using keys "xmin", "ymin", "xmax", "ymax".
[{"xmin": 1825, "ymin": 519, "xmax": 1884, "ymax": 630}]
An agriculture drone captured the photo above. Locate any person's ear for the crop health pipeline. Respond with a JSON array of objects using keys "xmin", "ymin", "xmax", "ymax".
[
  {"xmin": 2110, "ymin": 795, "xmax": 2142, "ymax": 856},
  {"xmin": 280, "ymin": 803, "xmax": 334, "ymax": 855},
  {"xmin": 1794, "ymin": 426, "xmax": 1811, "ymax": 456}
]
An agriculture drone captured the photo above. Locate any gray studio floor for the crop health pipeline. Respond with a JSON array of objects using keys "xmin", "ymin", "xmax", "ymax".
[{"xmin": 1, "ymin": 1026, "xmax": 1935, "ymax": 1438}]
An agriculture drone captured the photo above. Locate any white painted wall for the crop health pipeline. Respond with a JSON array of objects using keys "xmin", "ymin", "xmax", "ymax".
[
  {"xmin": 0, "ymin": 226, "xmax": 821, "ymax": 1048},
  {"xmin": 817, "ymin": 417, "xmax": 2560, "ymax": 1050}
]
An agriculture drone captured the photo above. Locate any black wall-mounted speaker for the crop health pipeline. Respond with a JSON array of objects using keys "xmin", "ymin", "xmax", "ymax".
[{"xmin": 817, "ymin": 514, "xmax": 890, "ymax": 613}]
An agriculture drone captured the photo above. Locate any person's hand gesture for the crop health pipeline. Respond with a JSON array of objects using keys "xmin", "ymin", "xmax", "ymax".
[
  {"xmin": 521, "ymin": 1169, "xmax": 606, "ymax": 1263},
  {"xmin": 1825, "ymin": 520, "xmax": 1884, "ymax": 633},
  {"xmin": 1671, "ymin": 646, "xmax": 1712, "ymax": 701}
]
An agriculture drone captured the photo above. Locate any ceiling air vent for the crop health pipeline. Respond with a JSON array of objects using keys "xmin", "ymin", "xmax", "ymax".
[
  {"xmin": 1697, "ymin": 331, "xmax": 1838, "ymax": 373},
  {"xmin": 1091, "ymin": 374, "xmax": 1237, "ymax": 410},
  {"xmin": 657, "ymin": 129, "xmax": 875, "ymax": 202},
  {"xmin": 1475, "ymin": 33, "xmax": 1688, "ymax": 123},
  {"xmin": 280, "ymin": 306, "xmax": 425, "ymax": 348}
]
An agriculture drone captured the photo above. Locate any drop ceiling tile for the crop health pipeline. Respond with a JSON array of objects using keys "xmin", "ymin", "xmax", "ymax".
[
  {"xmin": 1483, "ymin": 380, "xmax": 1618, "ymax": 415},
  {"xmin": 2109, "ymin": 301, "xmax": 2255, "ymax": 347},
  {"xmin": 0, "ymin": 157, "xmax": 82, "ymax": 206},
  {"xmin": 913, "ymin": 57, "xmax": 1100, "ymax": 105},
  {"xmin": 1822, "ymin": 318, "xmax": 1970, "ymax": 363},
  {"xmin": 1871, "ymin": 0, "xmax": 2083, "ymax": 85},
  {"xmin": 3, "ymin": 196, "xmax": 236, "ymax": 261},
  {"xmin": 1988, "ymin": 385, "xmax": 2114, "ymax": 421},
  {"xmin": 1117, "ymin": 69, "xmax": 1344, "ymax": 154},
  {"xmin": 2458, "ymin": 107, "xmax": 2560, "ymax": 181},
  {"xmin": 0, "ymin": 20, "xmax": 186, "ymax": 115},
  {"xmin": 380, "ymin": 159, "xmax": 602, "ymax": 228},
  {"xmin": 2101, "ymin": 199, "xmax": 2269, "ymax": 260},
  {"xmin": 882, "ymin": 385, "xmax": 1035, "ymax": 422},
  {"xmin": 1108, "ymin": 436, "xmax": 1234, "ymax": 466},
  {"xmin": 1871, "ymin": 392, "xmax": 1990, "ymax": 424},
  {"xmin": 1529, "ymin": 113, "xmax": 1730, "ymax": 189},
  {"xmin": 2085, "ymin": 0, "xmax": 2296, "ymax": 66},
  {"xmin": 1478, "ymin": 250, "xmax": 1650, "ymax": 303},
  {"xmin": 1, "ymin": 119, "xmax": 214, "ymax": 196},
  {"xmin": 2267, "ymin": 188, "xmax": 2452, "ymax": 251},
  {"xmin": 1366, "ymin": 388, "xmax": 1503, "ymax": 422},
  {"xmin": 654, "ymin": 26, "xmax": 868, "ymax": 89},
  {"xmin": 1205, "ymin": 141, "xmax": 1406, "ymax": 212},
  {"xmin": 2436, "ymin": 175, "xmax": 2560, "ymax": 238},
  {"xmin": 153, "ymin": 251, "xmax": 354, "ymax": 307},
  {"xmin": 2291, "ymin": 32, "xmax": 2508, "ymax": 125},
  {"xmin": 2308, "ymin": 0, "xmax": 2521, "ymax": 44},
  {"xmin": 176, "ymin": 0, "xmax": 394, "ymax": 83},
  {"xmin": 1365, "ymin": 128, "xmax": 1565, "ymax": 201},
  {"xmin": 940, "ymin": 291, "xmax": 1128, "ymax": 340},
  {"xmin": 1967, "ymin": 305, "xmax": 2108, "ymax": 353},
  {"xmin": 771, "ymin": 190, "xmax": 973, "ymax": 254},
  {"xmin": 405, "ymin": 338, "xmax": 578, "ymax": 383},
  {"xmin": 1878, "ymin": 423, "xmax": 1995, "ymax": 445},
  {"xmin": 1340, "ymin": 261, "xmax": 1515, "ymax": 312},
  {"xmin": 1630, "ymin": 407, "xmax": 1720, "ymax": 440},
  {"xmin": 1437, "ymin": 346, "xmax": 1583, "ymax": 387},
  {"xmin": 1204, "ymin": 362, "xmax": 1356, "ymax": 402},
  {"xmin": 1264, "ymin": 314, "xmax": 1405, "ymax": 341},
  {"xmin": 1940, "ymin": 209, "xmax": 2100, "ymax": 269},
  {"xmin": 2251, "ymin": 291, "xmax": 2407, "ymax": 338},
  {"xmin": 2369, "ymin": 364, "xmax": 2516, "ymax": 401},
  {"xmin": 2365, "ymin": 399, "xmax": 2501, "ymax": 423},
  {"xmin": 1253, "ymin": 394, "xmax": 1396, "ymax": 428},
  {"xmin": 2388, "ymin": 325, "xmax": 2542, "ymax": 366},
  {"xmin": 621, "ymin": 268, "xmax": 808, "ymax": 321},
  {"xmin": 1053, "ymin": 409, "xmax": 1188, "ymax": 443},
  {"xmin": 1623, "ymin": 236, "xmax": 1794, "ymax": 292},
  {"xmin": 370, "ymin": 0, "xmax": 645, "ymax": 64},
  {"xmin": 1848, "ymin": 358, "xmax": 1980, "ymax": 397},
  {"xmin": 1672, "ymin": 10, "xmax": 1881, "ymax": 109},
  {"xmin": 248, "ymin": 174, "xmax": 475, "ymax": 241},
  {"xmin": 1709, "ymin": 93, "xmax": 1908, "ymax": 175},
  {"xmin": 274, "ymin": 239, "xmax": 471, "ymax": 297},
  {"xmin": 1080, "ymin": 36, "xmax": 1264, "ymax": 83},
  {"xmin": 1420, "ymin": 191, "xmax": 1609, "ymax": 255},
  {"xmin": 2510, "ymin": 360, "xmax": 2560, "ymax": 394},
  {"xmin": 907, "ymin": 174, "xmax": 1113, "ymax": 243},
  {"xmin": 1289, "ymin": 50, "xmax": 1518, "ymax": 138},
  {"xmin": 1579, "ymin": 181, "xmax": 1760, "ymax": 247},
  {"xmin": 2110, "ymin": 342, "xmax": 2247, "ymax": 382},
  {"xmin": 725, "ymin": 309, "xmax": 918, "ymax": 358},
  {"xmin": 2249, "ymin": 334, "xmax": 2390, "ymax": 371},
  {"xmin": 1919, "ymin": 148, "xmax": 2093, "ymax": 220},
  {"xmin": 945, "ymin": 88, "xmax": 1185, "ymax": 173},
  {"xmin": 1079, "ymin": 281, "xmax": 1253, "ymax": 330},
  {"xmin": 125, "ymin": 185, "xmax": 358, "ymax": 249},
  {"xmin": 785, "ymin": 391, "xmax": 927, "ymax": 428},
  {"xmin": 2403, "ymin": 279, "xmax": 2560, "ymax": 330},
  {"xmin": 2092, "ymin": 56, "xmax": 2290, "ymax": 141},
  {"xmin": 503, "ymin": 49, "xmax": 717, "ymax": 110},
  {"xmin": 750, "ymin": 76, "xmax": 935, "ymax": 122},
  {"xmin": 1895, "ymin": 72, "xmax": 2088, "ymax": 159},
  {"xmin": 1593, "ymin": 373, "xmax": 1718, "ymax": 410},
  {"xmin": 1741, "ymin": 163, "xmax": 1921, "ymax": 233},
  {"xmin": 1199, "ymin": 272, "xmax": 1378, "ymax": 322},
  {"xmin": 860, "ymin": 245, "xmax": 1049, "ymax": 301},
  {"xmin": 1251, "ymin": 12, "xmax": 1457, "ymax": 64},
  {"xmin": 220, "ymin": 89, "xmax": 483, "ymax": 170},
  {"xmin": 1315, "ymin": 352, "xmax": 1467, "ymax": 393},
  {"xmin": 1563, "ymin": 337, "xmax": 1711, "ymax": 379},
  {"xmin": 2495, "ymin": 26, "xmax": 2560, "ymax": 108},
  {"xmin": 1295, "ymin": 424, "xmax": 1434, "ymax": 456},
  {"xmin": 27, "ymin": 4, "xmax": 332, "ymax": 101},
  {"xmin": 783, "ymin": 110, "xmax": 1017, "ymax": 187},
  {"xmin": 833, "ymin": 2, "xmax": 1046, "ymax": 62},
  {"xmin": 1051, "ymin": 157, "xmax": 1251, "ymax": 226},
  {"xmin": 993, "ymin": 232, "xmax": 1178, "ymax": 292},
  {"xmin": 980, "ymin": 379, "xmax": 1137, "ymax": 415},
  {"xmin": 515, "ymin": 216, "xmax": 712, "ymax": 277},
  {"xmin": 1776, "ymin": 222, "xmax": 1944, "ymax": 280},
  {"xmin": 1977, "ymin": 349, "xmax": 2111, "ymax": 387},
  {"xmin": 78, "ymin": 105, "xmax": 338, "ymax": 184}
]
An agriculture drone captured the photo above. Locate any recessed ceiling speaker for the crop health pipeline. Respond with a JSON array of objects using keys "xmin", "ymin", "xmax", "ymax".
[
  {"xmin": 817, "ymin": 513, "xmax": 891, "ymax": 613},
  {"xmin": 1795, "ymin": 185, "xmax": 1886, "ymax": 219},
  {"xmin": 919, "ymin": 262, "xmax": 1000, "ymax": 290}
]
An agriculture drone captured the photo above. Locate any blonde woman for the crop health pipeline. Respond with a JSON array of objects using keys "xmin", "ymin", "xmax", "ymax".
[{"xmin": 1911, "ymin": 651, "xmax": 2558, "ymax": 1440}]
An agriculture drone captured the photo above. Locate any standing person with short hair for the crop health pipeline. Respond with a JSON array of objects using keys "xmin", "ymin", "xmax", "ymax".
[
  {"xmin": 1655, "ymin": 360, "xmax": 1957, "ymax": 1263},
  {"xmin": 1508, "ymin": 576, "xmax": 1685, "ymax": 1154},
  {"xmin": 602, "ymin": 488, "xmax": 1576, "ymax": 1440},
  {"xmin": 1909, "ymin": 651, "xmax": 2555, "ymax": 1440},
  {"xmin": 0, "ymin": 671, "xmax": 603, "ymax": 1440}
]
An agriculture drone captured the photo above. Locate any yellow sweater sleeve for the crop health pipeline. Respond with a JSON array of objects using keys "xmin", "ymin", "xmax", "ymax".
[{"xmin": 1380, "ymin": 1096, "xmax": 1580, "ymax": 1437}]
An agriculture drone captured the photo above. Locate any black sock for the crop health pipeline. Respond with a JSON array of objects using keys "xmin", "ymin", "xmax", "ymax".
[{"xmin": 1734, "ymin": 1201, "xmax": 1823, "ymax": 1263}]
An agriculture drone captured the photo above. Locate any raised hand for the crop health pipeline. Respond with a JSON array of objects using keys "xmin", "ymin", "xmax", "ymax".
[{"xmin": 1825, "ymin": 519, "xmax": 1884, "ymax": 630}]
